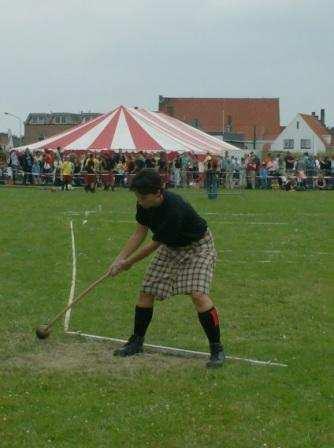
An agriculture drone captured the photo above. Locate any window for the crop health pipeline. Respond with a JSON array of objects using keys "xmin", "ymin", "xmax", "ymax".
[
  {"xmin": 192, "ymin": 118, "xmax": 200, "ymax": 128},
  {"xmin": 284, "ymin": 139, "xmax": 294, "ymax": 149},
  {"xmin": 31, "ymin": 115, "xmax": 41, "ymax": 124},
  {"xmin": 225, "ymin": 114, "xmax": 233, "ymax": 132},
  {"xmin": 30, "ymin": 115, "xmax": 46, "ymax": 124},
  {"xmin": 296, "ymin": 121, "xmax": 300, "ymax": 129},
  {"xmin": 54, "ymin": 116, "xmax": 61, "ymax": 124},
  {"xmin": 300, "ymin": 139, "xmax": 311, "ymax": 149}
]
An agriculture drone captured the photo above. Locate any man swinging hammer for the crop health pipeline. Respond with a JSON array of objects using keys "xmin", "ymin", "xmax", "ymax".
[{"xmin": 109, "ymin": 168, "xmax": 225, "ymax": 368}]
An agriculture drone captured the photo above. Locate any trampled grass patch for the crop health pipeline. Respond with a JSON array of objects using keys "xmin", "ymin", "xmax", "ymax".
[{"xmin": 0, "ymin": 187, "xmax": 333, "ymax": 447}]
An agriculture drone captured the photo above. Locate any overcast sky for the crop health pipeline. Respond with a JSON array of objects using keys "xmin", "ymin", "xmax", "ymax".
[{"xmin": 1, "ymin": 0, "xmax": 333, "ymax": 136}]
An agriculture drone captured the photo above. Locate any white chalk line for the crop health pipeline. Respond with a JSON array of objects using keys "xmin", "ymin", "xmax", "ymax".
[
  {"xmin": 64, "ymin": 205, "xmax": 102, "ymax": 217},
  {"xmin": 72, "ymin": 218, "xmax": 289, "ymax": 226},
  {"xmin": 65, "ymin": 331, "xmax": 287, "ymax": 367},
  {"xmin": 62, "ymin": 226, "xmax": 288, "ymax": 367},
  {"xmin": 64, "ymin": 221, "xmax": 77, "ymax": 332},
  {"xmin": 73, "ymin": 245, "xmax": 331, "ymax": 262},
  {"xmin": 220, "ymin": 250, "xmax": 332, "ymax": 257},
  {"xmin": 211, "ymin": 221, "xmax": 289, "ymax": 225},
  {"xmin": 82, "ymin": 210, "xmax": 333, "ymax": 218},
  {"xmin": 64, "ymin": 209, "xmax": 331, "ymax": 228}
]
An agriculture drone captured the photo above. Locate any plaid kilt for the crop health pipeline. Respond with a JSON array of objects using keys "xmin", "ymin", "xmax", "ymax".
[
  {"xmin": 63, "ymin": 175, "xmax": 72, "ymax": 183},
  {"xmin": 141, "ymin": 230, "xmax": 217, "ymax": 300},
  {"xmin": 101, "ymin": 172, "xmax": 115, "ymax": 185},
  {"xmin": 85, "ymin": 174, "xmax": 96, "ymax": 185}
]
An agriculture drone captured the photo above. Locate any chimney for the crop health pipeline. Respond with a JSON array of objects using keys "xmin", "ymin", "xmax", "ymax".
[{"xmin": 320, "ymin": 108, "xmax": 325, "ymax": 126}]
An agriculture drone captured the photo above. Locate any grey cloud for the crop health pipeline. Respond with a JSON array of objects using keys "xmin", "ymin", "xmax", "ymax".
[{"xmin": 0, "ymin": 0, "xmax": 333, "ymax": 135}]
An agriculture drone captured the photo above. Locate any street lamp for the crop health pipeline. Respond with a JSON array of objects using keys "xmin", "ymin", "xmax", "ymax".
[{"xmin": 4, "ymin": 112, "xmax": 23, "ymax": 145}]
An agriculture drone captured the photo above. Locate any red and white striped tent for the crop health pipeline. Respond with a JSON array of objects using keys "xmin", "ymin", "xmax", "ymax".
[{"xmin": 18, "ymin": 106, "xmax": 242, "ymax": 156}]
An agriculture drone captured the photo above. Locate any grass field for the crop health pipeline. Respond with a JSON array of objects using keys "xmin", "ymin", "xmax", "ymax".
[{"xmin": 1, "ymin": 187, "xmax": 333, "ymax": 447}]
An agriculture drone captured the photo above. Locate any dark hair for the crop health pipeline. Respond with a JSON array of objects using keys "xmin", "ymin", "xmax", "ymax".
[{"xmin": 130, "ymin": 168, "xmax": 162, "ymax": 195}]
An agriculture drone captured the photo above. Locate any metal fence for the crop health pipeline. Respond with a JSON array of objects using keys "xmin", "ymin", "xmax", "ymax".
[{"xmin": 0, "ymin": 168, "xmax": 333, "ymax": 190}]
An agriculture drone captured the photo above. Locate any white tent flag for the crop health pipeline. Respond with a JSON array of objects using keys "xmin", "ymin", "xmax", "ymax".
[
  {"xmin": 5, "ymin": 129, "xmax": 14, "ymax": 153},
  {"xmin": 4, "ymin": 129, "xmax": 14, "ymax": 164}
]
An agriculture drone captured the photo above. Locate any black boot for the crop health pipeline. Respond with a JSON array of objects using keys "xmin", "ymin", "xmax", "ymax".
[
  {"xmin": 113, "ymin": 335, "xmax": 144, "ymax": 357},
  {"xmin": 207, "ymin": 342, "xmax": 225, "ymax": 368}
]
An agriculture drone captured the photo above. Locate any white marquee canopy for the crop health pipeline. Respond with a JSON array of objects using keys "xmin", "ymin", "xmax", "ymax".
[{"xmin": 17, "ymin": 105, "xmax": 243, "ymax": 157}]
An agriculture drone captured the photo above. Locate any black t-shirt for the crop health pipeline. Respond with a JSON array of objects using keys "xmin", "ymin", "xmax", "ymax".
[{"xmin": 136, "ymin": 191, "xmax": 207, "ymax": 247}]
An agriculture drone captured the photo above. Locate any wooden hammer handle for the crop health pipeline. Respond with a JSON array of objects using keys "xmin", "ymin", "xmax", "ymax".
[{"xmin": 46, "ymin": 271, "xmax": 110, "ymax": 330}]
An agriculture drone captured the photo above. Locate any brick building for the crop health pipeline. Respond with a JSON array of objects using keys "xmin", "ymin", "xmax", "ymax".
[
  {"xmin": 158, "ymin": 96, "xmax": 281, "ymax": 152},
  {"xmin": 24, "ymin": 112, "xmax": 101, "ymax": 145}
]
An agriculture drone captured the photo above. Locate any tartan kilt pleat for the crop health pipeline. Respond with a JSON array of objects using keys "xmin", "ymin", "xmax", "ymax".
[
  {"xmin": 141, "ymin": 230, "xmax": 217, "ymax": 300},
  {"xmin": 85, "ymin": 174, "xmax": 96, "ymax": 185}
]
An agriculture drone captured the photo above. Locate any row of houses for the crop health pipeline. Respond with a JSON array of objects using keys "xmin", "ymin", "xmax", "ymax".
[
  {"xmin": 159, "ymin": 97, "xmax": 334, "ymax": 155},
  {"xmin": 3, "ymin": 97, "xmax": 334, "ymax": 154}
]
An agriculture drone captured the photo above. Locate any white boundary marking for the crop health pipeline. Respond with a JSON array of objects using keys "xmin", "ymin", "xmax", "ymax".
[
  {"xmin": 78, "ymin": 218, "xmax": 289, "ymax": 226},
  {"xmin": 64, "ymin": 221, "xmax": 77, "ymax": 332},
  {"xmin": 219, "ymin": 249, "xmax": 332, "ymax": 257},
  {"xmin": 63, "ymin": 220, "xmax": 288, "ymax": 368},
  {"xmin": 211, "ymin": 221, "xmax": 289, "ymax": 225},
  {"xmin": 65, "ymin": 331, "xmax": 288, "ymax": 368}
]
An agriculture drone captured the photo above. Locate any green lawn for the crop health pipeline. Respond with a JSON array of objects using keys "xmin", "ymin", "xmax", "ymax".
[{"xmin": 1, "ymin": 187, "xmax": 333, "ymax": 447}]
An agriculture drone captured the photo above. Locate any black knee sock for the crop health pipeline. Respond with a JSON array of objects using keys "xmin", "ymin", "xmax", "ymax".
[
  {"xmin": 133, "ymin": 306, "xmax": 153, "ymax": 338},
  {"xmin": 198, "ymin": 307, "xmax": 221, "ymax": 344}
]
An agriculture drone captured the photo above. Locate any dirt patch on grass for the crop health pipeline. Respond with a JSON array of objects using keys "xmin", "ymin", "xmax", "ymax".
[{"xmin": 2, "ymin": 339, "xmax": 202, "ymax": 374}]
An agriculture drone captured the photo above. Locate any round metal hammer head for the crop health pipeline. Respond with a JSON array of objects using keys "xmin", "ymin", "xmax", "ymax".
[{"xmin": 35, "ymin": 325, "xmax": 51, "ymax": 340}]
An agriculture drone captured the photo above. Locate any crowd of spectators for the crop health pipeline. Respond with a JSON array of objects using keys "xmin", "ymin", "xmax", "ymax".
[{"xmin": 0, "ymin": 147, "xmax": 333, "ymax": 191}]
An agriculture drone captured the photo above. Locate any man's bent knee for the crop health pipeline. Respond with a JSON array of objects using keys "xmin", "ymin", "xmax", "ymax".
[
  {"xmin": 190, "ymin": 292, "xmax": 214, "ymax": 313},
  {"xmin": 137, "ymin": 292, "xmax": 155, "ymax": 308}
]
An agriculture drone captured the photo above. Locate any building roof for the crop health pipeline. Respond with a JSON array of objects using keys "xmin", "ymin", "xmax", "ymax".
[
  {"xmin": 16, "ymin": 105, "xmax": 243, "ymax": 156},
  {"xmin": 25, "ymin": 112, "xmax": 101, "ymax": 125},
  {"xmin": 159, "ymin": 96, "xmax": 281, "ymax": 141},
  {"xmin": 300, "ymin": 114, "xmax": 332, "ymax": 147}
]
